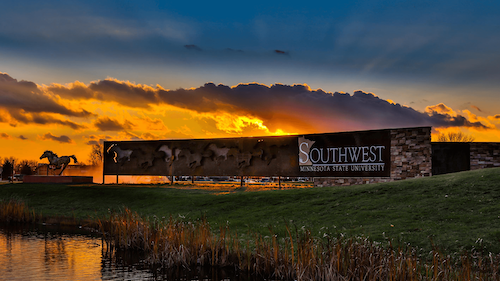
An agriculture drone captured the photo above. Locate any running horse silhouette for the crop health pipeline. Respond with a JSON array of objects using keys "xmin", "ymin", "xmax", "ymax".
[
  {"xmin": 40, "ymin": 150, "xmax": 78, "ymax": 175},
  {"xmin": 107, "ymin": 144, "xmax": 133, "ymax": 164}
]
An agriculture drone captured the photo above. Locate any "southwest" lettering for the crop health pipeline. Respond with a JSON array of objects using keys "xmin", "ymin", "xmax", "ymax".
[{"xmin": 308, "ymin": 145, "xmax": 385, "ymax": 164}]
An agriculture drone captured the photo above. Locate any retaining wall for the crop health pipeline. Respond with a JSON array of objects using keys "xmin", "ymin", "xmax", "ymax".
[{"xmin": 470, "ymin": 143, "xmax": 500, "ymax": 170}]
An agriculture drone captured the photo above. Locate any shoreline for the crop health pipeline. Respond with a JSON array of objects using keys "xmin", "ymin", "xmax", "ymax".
[
  {"xmin": 1, "ymin": 168, "xmax": 500, "ymax": 255},
  {"xmin": 2, "ymin": 202, "xmax": 500, "ymax": 280}
]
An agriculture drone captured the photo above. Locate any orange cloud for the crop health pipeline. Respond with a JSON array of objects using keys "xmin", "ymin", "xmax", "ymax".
[
  {"xmin": 425, "ymin": 103, "xmax": 457, "ymax": 116},
  {"xmin": 0, "ymin": 110, "xmax": 9, "ymax": 123},
  {"xmin": 83, "ymin": 134, "xmax": 116, "ymax": 145},
  {"xmin": 140, "ymin": 132, "xmax": 159, "ymax": 140},
  {"xmin": 425, "ymin": 103, "xmax": 489, "ymax": 129},
  {"xmin": 462, "ymin": 110, "xmax": 494, "ymax": 128},
  {"xmin": 93, "ymin": 116, "xmax": 134, "ymax": 131},
  {"xmin": 471, "ymin": 105, "xmax": 483, "ymax": 112},
  {"xmin": 136, "ymin": 116, "xmax": 169, "ymax": 131},
  {"xmin": 162, "ymin": 130, "xmax": 194, "ymax": 139},
  {"xmin": 198, "ymin": 111, "xmax": 292, "ymax": 136},
  {"xmin": 123, "ymin": 131, "xmax": 193, "ymax": 140},
  {"xmin": 47, "ymin": 81, "xmax": 94, "ymax": 99},
  {"xmin": 38, "ymin": 132, "xmax": 74, "ymax": 143},
  {"xmin": 488, "ymin": 114, "xmax": 500, "ymax": 121},
  {"xmin": 8, "ymin": 111, "xmax": 87, "ymax": 130},
  {"xmin": 0, "ymin": 133, "xmax": 11, "ymax": 139}
]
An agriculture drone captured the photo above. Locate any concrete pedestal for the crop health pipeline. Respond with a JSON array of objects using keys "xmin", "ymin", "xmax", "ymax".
[{"xmin": 23, "ymin": 175, "xmax": 93, "ymax": 184}]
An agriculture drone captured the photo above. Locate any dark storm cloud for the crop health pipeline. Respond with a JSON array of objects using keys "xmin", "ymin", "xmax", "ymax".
[
  {"xmin": 48, "ymin": 82, "xmax": 94, "ymax": 99},
  {"xmin": 44, "ymin": 77, "xmax": 491, "ymax": 133},
  {"xmin": 39, "ymin": 133, "xmax": 73, "ymax": 143},
  {"xmin": 184, "ymin": 44, "xmax": 202, "ymax": 51},
  {"xmin": 274, "ymin": 50, "xmax": 289, "ymax": 56},
  {"xmin": 0, "ymin": 73, "xmax": 92, "ymax": 118},
  {"xmin": 225, "ymin": 48, "xmax": 244, "ymax": 53},
  {"xmin": 18, "ymin": 135, "xmax": 28, "ymax": 140},
  {"xmin": 89, "ymin": 79, "xmax": 158, "ymax": 108},
  {"xmin": 48, "ymin": 79, "xmax": 158, "ymax": 108},
  {"xmin": 0, "ymin": 73, "xmax": 92, "ymax": 129},
  {"xmin": 94, "ymin": 117, "xmax": 134, "ymax": 131},
  {"xmin": 156, "ymin": 84, "xmax": 224, "ymax": 112},
  {"xmin": 155, "ymin": 82, "xmax": 490, "ymax": 132}
]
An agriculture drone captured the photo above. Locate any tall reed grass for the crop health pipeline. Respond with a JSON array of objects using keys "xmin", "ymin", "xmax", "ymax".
[
  {"xmin": 99, "ymin": 208, "xmax": 500, "ymax": 281},
  {"xmin": 0, "ymin": 198, "xmax": 37, "ymax": 223},
  {"xmin": 1, "ymin": 199, "xmax": 498, "ymax": 280}
]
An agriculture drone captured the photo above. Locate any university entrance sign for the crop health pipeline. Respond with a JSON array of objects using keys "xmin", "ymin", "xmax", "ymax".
[
  {"xmin": 297, "ymin": 130, "xmax": 390, "ymax": 177},
  {"xmin": 103, "ymin": 129, "xmax": 391, "ymax": 177}
]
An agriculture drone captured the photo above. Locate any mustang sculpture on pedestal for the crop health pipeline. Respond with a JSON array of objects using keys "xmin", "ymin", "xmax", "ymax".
[{"xmin": 40, "ymin": 150, "xmax": 78, "ymax": 176}]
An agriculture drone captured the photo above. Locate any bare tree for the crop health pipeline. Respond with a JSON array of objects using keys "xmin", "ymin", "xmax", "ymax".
[
  {"xmin": 88, "ymin": 143, "xmax": 104, "ymax": 166},
  {"xmin": 18, "ymin": 159, "xmax": 37, "ymax": 175},
  {"xmin": 436, "ymin": 131, "xmax": 475, "ymax": 142}
]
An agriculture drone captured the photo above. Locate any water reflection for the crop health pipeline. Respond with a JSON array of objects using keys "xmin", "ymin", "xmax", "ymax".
[
  {"xmin": 0, "ymin": 226, "xmax": 103, "ymax": 280},
  {"xmin": 0, "ymin": 223, "xmax": 162, "ymax": 280},
  {"xmin": 0, "ymin": 224, "xmax": 266, "ymax": 281}
]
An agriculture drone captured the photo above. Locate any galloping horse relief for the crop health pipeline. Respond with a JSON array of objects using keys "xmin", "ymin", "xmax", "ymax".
[
  {"xmin": 158, "ymin": 144, "xmax": 175, "ymax": 164},
  {"xmin": 207, "ymin": 143, "xmax": 230, "ymax": 164},
  {"xmin": 39, "ymin": 150, "xmax": 78, "ymax": 175},
  {"xmin": 178, "ymin": 149, "xmax": 203, "ymax": 169},
  {"xmin": 104, "ymin": 141, "xmax": 278, "ymax": 172},
  {"xmin": 107, "ymin": 144, "xmax": 133, "ymax": 164}
]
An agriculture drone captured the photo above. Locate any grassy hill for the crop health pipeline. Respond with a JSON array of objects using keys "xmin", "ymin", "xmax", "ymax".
[{"xmin": 1, "ymin": 167, "xmax": 500, "ymax": 255}]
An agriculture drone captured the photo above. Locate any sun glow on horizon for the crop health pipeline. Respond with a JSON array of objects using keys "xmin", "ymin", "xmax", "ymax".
[{"xmin": 200, "ymin": 111, "xmax": 293, "ymax": 136}]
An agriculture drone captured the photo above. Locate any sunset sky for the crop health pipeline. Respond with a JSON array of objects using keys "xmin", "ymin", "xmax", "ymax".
[{"xmin": 1, "ymin": 0, "xmax": 500, "ymax": 163}]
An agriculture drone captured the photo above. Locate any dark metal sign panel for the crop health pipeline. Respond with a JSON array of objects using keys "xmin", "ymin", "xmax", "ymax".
[
  {"xmin": 103, "ymin": 129, "xmax": 391, "ymax": 177},
  {"xmin": 431, "ymin": 143, "xmax": 470, "ymax": 175}
]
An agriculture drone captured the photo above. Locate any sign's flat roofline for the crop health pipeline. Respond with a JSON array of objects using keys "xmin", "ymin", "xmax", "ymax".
[{"xmin": 103, "ymin": 126, "xmax": 431, "ymax": 143}]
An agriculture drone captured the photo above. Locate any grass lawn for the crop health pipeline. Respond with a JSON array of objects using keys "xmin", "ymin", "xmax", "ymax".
[{"xmin": 1, "ymin": 167, "xmax": 500, "ymax": 255}]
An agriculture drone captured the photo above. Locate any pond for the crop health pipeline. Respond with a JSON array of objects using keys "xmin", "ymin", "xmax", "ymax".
[{"xmin": 0, "ymin": 223, "xmax": 264, "ymax": 281}]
